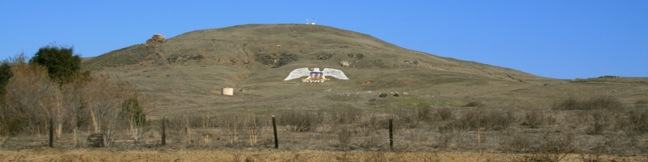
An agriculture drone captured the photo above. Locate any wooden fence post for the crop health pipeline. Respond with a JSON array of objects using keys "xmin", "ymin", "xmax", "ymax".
[
  {"xmin": 272, "ymin": 115, "xmax": 278, "ymax": 149},
  {"xmin": 477, "ymin": 127, "xmax": 482, "ymax": 154},
  {"xmin": 48, "ymin": 118, "xmax": 54, "ymax": 148},
  {"xmin": 161, "ymin": 117, "xmax": 166, "ymax": 146},
  {"xmin": 389, "ymin": 119, "xmax": 393, "ymax": 151}
]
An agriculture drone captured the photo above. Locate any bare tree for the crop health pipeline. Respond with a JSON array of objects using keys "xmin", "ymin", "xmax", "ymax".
[
  {"xmin": 3, "ymin": 64, "xmax": 62, "ymax": 135},
  {"xmin": 60, "ymin": 75, "xmax": 90, "ymax": 146},
  {"xmin": 79, "ymin": 74, "xmax": 137, "ymax": 146},
  {"xmin": 0, "ymin": 57, "xmax": 149, "ymax": 147}
]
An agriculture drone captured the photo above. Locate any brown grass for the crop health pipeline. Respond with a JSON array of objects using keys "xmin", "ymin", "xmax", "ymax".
[
  {"xmin": 553, "ymin": 96, "xmax": 624, "ymax": 110},
  {"xmin": 451, "ymin": 109, "xmax": 514, "ymax": 131},
  {"xmin": 0, "ymin": 149, "xmax": 645, "ymax": 162}
]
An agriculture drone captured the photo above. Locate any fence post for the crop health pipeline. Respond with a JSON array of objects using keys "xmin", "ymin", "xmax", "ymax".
[
  {"xmin": 272, "ymin": 115, "xmax": 278, "ymax": 149},
  {"xmin": 389, "ymin": 119, "xmax": 393, "ymax": 151},
  {"xmin": 477, "ymin": 127, "xmax": 482, "ymax": 154},
  {"xmin": 161, "ymin": 117, "xmax": 166, "ymax": 146},
  {"xmin": 48, "ymin": 118, "xmax": 54, "ymax": 148}
]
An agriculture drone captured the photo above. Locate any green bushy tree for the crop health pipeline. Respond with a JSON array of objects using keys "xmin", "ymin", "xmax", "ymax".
[
  {"xmin": 120, "ymin": 97, "xmax": 146, "ymax": 127},
  {"xmin": 0, "ymin": 62, "xmax": 11, "ymax": 95},
  {"xmin": 30, "ymin": 46, "xmax": 81, "ymax": 84}
]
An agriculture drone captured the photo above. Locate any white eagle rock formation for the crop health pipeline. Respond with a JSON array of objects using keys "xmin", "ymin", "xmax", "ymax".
[{"xmin": 284, "ymin": 67, "xmax": 349, "ymax": 83}]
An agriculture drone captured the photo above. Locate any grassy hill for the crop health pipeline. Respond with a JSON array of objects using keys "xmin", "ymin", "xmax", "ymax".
[{"xmin": 83, "ymin": 24, "xmax": 648, "ymax": 117}]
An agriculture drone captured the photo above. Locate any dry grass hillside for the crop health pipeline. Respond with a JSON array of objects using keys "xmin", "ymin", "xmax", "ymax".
[{"xmin": 82, "ymin": 24, "xmax": 648, "ymax": 117}]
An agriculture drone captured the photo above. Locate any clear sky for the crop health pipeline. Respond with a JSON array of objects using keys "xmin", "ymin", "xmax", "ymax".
[{"xmin": 1, "ymin": 0, "xmax": 647, "ymax": 79}]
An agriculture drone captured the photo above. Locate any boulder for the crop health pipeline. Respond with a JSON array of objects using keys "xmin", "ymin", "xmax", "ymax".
[
  {"xmin": 87, "ymin": 133, "xmax": 105, "ymax": 147},
  {"xmin": 340, "ymin": 60, "xmax": 351, "ymax": 67}
]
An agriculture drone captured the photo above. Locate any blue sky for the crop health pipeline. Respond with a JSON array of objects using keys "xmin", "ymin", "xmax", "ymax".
[{"xmin": 1, "ymin": 0, "xmax": 647, "ymax": 79}]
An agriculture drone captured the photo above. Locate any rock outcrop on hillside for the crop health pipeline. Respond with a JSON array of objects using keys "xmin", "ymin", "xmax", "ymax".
[{"xmin": 145, "ymin": 34, "xmax": 165, "ymax": 46}]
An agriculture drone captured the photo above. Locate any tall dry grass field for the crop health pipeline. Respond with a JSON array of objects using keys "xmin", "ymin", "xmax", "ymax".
[{"xmin": 0, "ymin": 149, "xmax": 646, "ymax": 162}]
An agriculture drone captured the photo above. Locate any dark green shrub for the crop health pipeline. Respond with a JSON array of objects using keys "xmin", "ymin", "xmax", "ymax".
[
  {"xmin": 0, "ymin": 62, "xmax": 11, "ymax": 95},
  {"xmin": 29, "ymin": 46, "xmax": 81, "ymax": 84},
  {"xmin": 120, "ymin": 97, "xmax": 146, "ymax": 127}
]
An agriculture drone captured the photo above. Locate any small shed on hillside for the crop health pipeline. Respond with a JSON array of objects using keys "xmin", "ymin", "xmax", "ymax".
[{"xmin": 222, "ymin": 87, "xmax": 234, "ymax": 96}]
